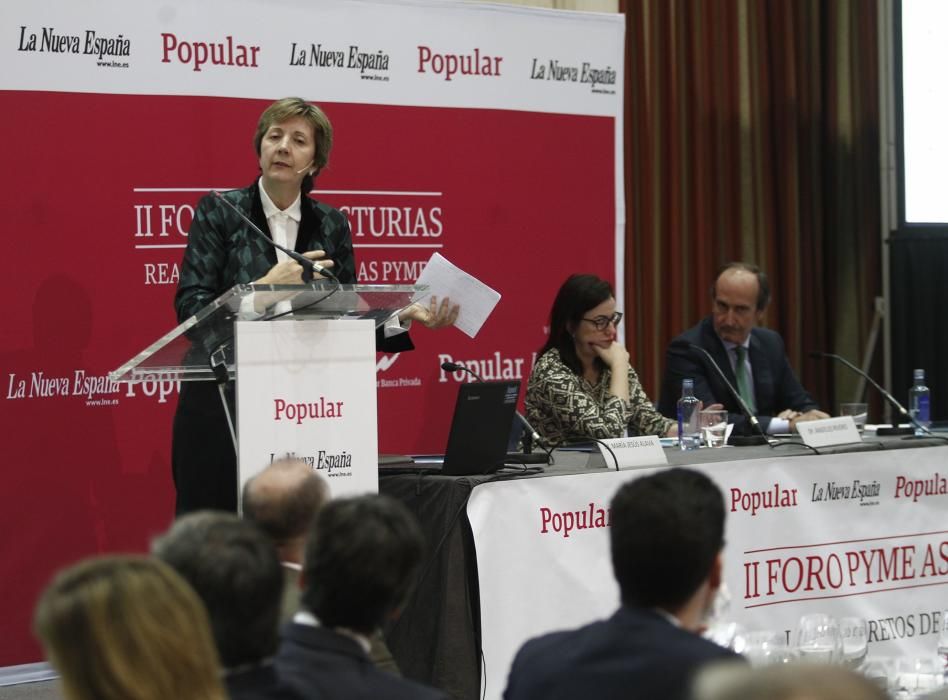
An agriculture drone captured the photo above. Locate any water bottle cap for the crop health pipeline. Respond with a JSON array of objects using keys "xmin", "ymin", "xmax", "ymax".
[
  {"xmin": 682, "ymin": 378, "xmax": 694, "ymax": 390},
  {"xmin": 914, "ymin": 368, "xmax": 925, "ymax": 381}
]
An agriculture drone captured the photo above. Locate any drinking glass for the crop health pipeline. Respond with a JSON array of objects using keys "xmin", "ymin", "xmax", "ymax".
[
  {"xmin": 736, "ymin": 630, "xmax": 793, "ymax": 666},
  {"xmin": 839, "ymin": 402, "xmax": 868, "ymax": 432},
  {"xmin": 896, "ymin": 657, "xmax": 944, "ymax": 695},
  {"xmin": 839, "ymin": 616, "xmax": 868, "ymax": 669},
  {"xmin": 795, "ymin": 613, "xmax": 842, "ymax": 664},
  {"xmin": 937, "ymin": 609, "xmax": 948, "ymax": 672},
  {"xmin": 699, "ymin": 409, "xmax": 728, "ymax": 448}
]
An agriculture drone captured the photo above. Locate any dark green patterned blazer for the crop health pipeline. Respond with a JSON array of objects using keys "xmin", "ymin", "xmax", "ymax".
[{"xmin": 175, "ymin": 180, "xmax": 357, "ymax": 322}]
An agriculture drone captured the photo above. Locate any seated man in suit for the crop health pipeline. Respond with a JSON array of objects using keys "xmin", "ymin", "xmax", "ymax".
[
  {"xmin": 658, "ymin": 262, "xmax": 828, "ymax": 435},
  {"xmin": 504, "ymin": 468, "xmax": 742, "ymax": 700},
  {"xmin": 276, "ymin": 494, "xmax": 447, "ymax": 700},
  {"xmin": 153, "ymin": 512, "xmax": 303, "ymax": 700}
]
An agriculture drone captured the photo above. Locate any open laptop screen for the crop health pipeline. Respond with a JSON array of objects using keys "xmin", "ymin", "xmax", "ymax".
[{"xmin": 442, "ymin": 380, "xmax": 521, "ymax": 476}]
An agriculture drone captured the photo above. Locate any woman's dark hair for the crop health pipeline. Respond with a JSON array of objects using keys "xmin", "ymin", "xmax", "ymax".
[{"xmin": 539, "ymin": 274, "xmax": 614, "ymax": 375}]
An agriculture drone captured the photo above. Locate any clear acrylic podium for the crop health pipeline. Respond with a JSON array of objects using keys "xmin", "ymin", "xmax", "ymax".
[
  {"xmin": 111, "ymin": 282, "xmax": 424, "ymax": 471},
  {"xmin": 110, "ymin": 282, "xmax": 424, "ymax": 384}
]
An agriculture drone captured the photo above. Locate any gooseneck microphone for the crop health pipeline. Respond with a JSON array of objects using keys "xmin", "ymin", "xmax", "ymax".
[
  {"xmin": 685, "ymin": 342, "xmax": 770, "ymax": 446},
  {"xmin": 440, "ymin": 361, "xmax": 545, "ymax": 460},
  {"xmin": 809, "ymin": 351, "xmax": 922, "ymax": 436},
  {"xmin": 210, "ymin": 190, "xmax": 338, "ymax": 283}
]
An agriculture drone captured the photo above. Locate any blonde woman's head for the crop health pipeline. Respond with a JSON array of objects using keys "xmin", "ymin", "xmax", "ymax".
[{"xmin": 34, "ymin": 555, "xmax": 226, "ymax": 700}]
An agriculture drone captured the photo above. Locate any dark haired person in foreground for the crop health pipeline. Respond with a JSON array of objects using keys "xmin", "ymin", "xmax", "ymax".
[
  {"xmin": 242, "ymin": 458, "xmax": 400, "ymax": 673},
  {"xmin": 525, "ymin": 273, "xmax": 676, "ymax": 447},
  {"xmin": 276, "ymin": 494, "xmax": 447, "ymax": 700},
  {"xmin": 504, "ymin": 468, "xmax": 741, "ymax": 700},
  {"xmin": 153, "ymin": 512, "xmax": 302, "ymax": 700},
  {"xmin": 658, "ymin": 262, "xmax": 827, "ymax": 435},
  {"xmin": 171, "ymin": 97, "xmax": 457, "ymax": 515}
]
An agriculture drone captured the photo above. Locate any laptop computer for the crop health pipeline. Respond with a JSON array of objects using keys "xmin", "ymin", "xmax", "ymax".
[
  {"xmin": 441, "ymin": 380, "xmax": 521, "ymax": 475},
  {"xmin": 377, "ymin": 380, "xmax": 521, "ymax": 475}
]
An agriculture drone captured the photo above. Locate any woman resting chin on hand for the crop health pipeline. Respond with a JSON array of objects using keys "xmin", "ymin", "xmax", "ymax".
[{"xmin": 524, "ymin": 274, "xmax": 676, "ymax": 448}]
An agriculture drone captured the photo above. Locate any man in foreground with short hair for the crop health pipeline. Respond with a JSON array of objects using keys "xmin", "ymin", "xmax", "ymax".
[
  {"xmin": 243, "ymin": 458, "xmax": 400, "ymax": 674},
  {"xmin": 504, "ymin": 468, "xmax": 741, "ymax": 700},
  {"xmin": 658, "ymin": 262, "xmax": 828, "ymax": 435},
  {"xmin": 276, "ymin": 494, "xmax": 447, "ymax": 699},
  {"xmin": 153, "ymin": 512, "xmax": 303, "ymax": 700}
]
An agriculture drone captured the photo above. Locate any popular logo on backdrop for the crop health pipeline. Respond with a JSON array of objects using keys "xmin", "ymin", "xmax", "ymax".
[
  {"xmin": 288, "ymin": 41, "xmax": 391, "ymax": 82},
  {"xmin": 528, "ymin": 56, "xmax": 616, "ymax": 95},
  {"xmin": 160, "ymin": 33, "xmax": 260, "ymax": 72},
  {"xmin": 16, "ymin": 25, "xmax": 131, "ymax": 68},
  {"xmin": 416, "ymin": 46, "xmax": 503, "ymax": 81}
]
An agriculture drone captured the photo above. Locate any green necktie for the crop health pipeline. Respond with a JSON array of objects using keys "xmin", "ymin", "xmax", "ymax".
[{"xmin": 734, "ymin": 346, "xmax": 756, "ymax": 414}]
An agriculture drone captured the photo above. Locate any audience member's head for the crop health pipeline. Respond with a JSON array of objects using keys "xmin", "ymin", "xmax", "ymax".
[
  {"xmin": 610, "ymin": 468, "xmax": 725, "ymax": 621},
  {"xmin": 242, "ymin": 457, "xmax": 329, "ymax": 563},
  {"xmin": 301, "ymin": 494, "xmax": 424, "ymax": 635},
  {"xmin": 152, "ymin": 512, "xmax": 283, "ymax": 669},
  {"xmin": 34, "ymin": 555, "xmax": 225, "ymax": 700},
  {"xmin": 693, "ymin": 663, "xmax": 888, "ymax": 700}
]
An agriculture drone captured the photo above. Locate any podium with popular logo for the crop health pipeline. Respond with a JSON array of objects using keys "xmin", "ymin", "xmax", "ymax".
[{"xmin": 111, "ymin": 282, "xmax": 421, "ymax": 505}]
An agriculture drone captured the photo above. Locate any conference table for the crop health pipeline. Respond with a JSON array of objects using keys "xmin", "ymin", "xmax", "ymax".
[{"xmin": 380, "ymin": 435, "xmax": 948, "ymax": 700}]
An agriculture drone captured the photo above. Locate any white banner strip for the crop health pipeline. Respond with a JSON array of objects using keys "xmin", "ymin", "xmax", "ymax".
[{"xmin": 1, "ymin": 0, "xmax": 624, "ymax": 117}]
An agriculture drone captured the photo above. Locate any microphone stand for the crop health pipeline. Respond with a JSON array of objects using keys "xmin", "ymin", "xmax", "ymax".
[
  {"xmin": 211, "ymin": 190, "xmax": 338, "ymax": 283},
  {"xmin": 810, "ymin": 351, "xmax": 921, "ymax": 437},
  {"xmin": 685, "ymin": 343, "xmax": 771, "ymax": 446}
]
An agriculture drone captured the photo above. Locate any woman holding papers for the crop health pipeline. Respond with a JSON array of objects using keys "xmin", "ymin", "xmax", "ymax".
[
  {"xmin": 172, "ymin": 97, "xmax": 457, "ymax": 515},
  {"xmin": 525, "ymin": 274, "xmax": 676, "ymax": 447}
]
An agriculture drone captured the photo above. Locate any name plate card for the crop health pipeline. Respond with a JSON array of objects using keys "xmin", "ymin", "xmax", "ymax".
[
  {"xmin": 597, "ymin": 436, "xmax": 669, "ymax": 470},
  {"xmin": 797, "ymin": 416, "xmax": 863, "ymax": 448}
]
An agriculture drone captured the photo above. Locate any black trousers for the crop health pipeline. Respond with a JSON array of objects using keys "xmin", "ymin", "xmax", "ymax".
[{"xmin": 171, "ymin": 381, "xmax": 238, "ymax": 515}]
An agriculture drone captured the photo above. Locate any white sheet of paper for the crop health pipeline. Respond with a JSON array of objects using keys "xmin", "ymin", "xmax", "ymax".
[{"xmin": 412, "ymin": 253, "xmax": 500, "ymax": 338}]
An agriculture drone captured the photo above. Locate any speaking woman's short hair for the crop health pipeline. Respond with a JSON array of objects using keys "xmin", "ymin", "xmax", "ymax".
[{"xmin": 34, "ymin": 555, "xmax": 226, "ymax": 700}]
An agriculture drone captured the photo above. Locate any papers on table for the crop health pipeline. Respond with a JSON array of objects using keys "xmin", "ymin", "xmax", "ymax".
[{"xmin": 412, "ymin": 253, "xmax": 500, "ymax": 338}]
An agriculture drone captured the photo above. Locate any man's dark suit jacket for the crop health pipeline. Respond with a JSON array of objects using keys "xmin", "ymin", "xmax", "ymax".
[
  {"xmin": 226, "ymin": 664, "xmax": 305, "ymax": 700},
  {"xmin": 657, "ymin": 316, "xmax": 818, "ymax": 434},
  {"xmin": 276, "ymin": 622, "xmax": 448, "ymax": 700},
  {"xmin": 503, "ymin": 607, "xmax": 741, "ymax": 700}
]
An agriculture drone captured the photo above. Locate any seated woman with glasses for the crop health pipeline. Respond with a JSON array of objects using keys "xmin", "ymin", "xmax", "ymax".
[{"xmin": 525, "ymin": 274, "xmax": 676, "ymax": 447}]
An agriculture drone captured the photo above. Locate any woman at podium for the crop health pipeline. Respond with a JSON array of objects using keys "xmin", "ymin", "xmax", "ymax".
[
  {"xmin": 171, "ymin": 97, "xmax": 456, "ymax": 514},
  {"xmin": 525, "ymin": 274, "xmax": 677, "ymax": 448}
]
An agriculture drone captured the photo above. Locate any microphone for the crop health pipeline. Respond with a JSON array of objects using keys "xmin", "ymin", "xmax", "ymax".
[
  {"xmin": 296, "ymin": 159, "xmax": 314, "ymax": 175},
  {"xmin": 809, "ymin": 351, "xmax": 921, "ymax": 436},
  {"xmin": 210, "ymin": 190, "xmax": 337, "ymax": 283},
  {"xmin": 440, "ymin": 361, "xmax": 545, "ymax": 461},
  {"xmin": 685, "ymin": 342, "xmax": 770, "ymax": 446}
]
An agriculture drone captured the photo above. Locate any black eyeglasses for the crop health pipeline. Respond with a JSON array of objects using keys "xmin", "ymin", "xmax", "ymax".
[{"xmin": 581, "ymin": 311, "xmax": 623, "ymax": 331}]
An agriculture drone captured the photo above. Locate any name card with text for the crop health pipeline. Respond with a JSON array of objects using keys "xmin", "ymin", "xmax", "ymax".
[
  {"xmin": 797, "ymin": 416, "xmax": 862, "ymax": 448},
  {"xmin": 597, "ymin": 436, "xmax": 669, "ymax": 470}
]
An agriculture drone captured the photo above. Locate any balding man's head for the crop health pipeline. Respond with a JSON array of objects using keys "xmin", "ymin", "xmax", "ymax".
[{"xmin": 242, "ymin": 459, "xmax": 329, "ymax": 560}]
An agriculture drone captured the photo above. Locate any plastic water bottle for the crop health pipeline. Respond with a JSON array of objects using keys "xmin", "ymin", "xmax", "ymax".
[
  {"xmin": 678, "ymin": 378, "xmax": 701, "ymax": 450},
  {"xmin": 909, "ymin": 368, "xmax": 931, "ymax": 435}
]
